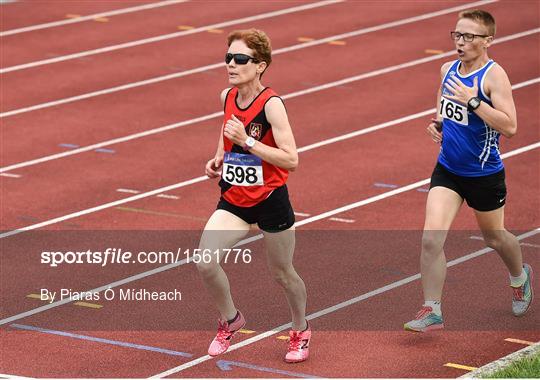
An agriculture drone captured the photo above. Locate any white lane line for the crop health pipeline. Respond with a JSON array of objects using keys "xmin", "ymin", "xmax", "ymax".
[
  {"xmin": 298, "ymin": 109, "xmax": 435, "ymax": 153},
  {"xmin": 0, "ymin": 175, "xmax": 208, "ymax": 239},
  {"xmin": 374, "ymin": 183, "xmax": 398, "ymax": 188},
  {"xmin": 151, "ymin": 227, "xmax": 540, "ymax": 378},
  {"xmin": 1, "ymin": 143, "xmax": 537, "ymax": 329},
  {"xmin": 1, "ymin": 36, "xmax": 537, "ymax": 176},
  {"xmin": 0, "ymin": 0, "xmax": 344, "ymax": 74},
  {"xmin": 156, "ymin": 194, "xmax": 179, "ymax": 200},
  {"xmin": 117, "ymin": 189, "xmax": 179, "ymax": 199},
  {"xmin": 521, "ymin": 242, "xmax": 540, "ymax": 248},
  {"xmin": 329, "ymin": 217, "xmax": 355, "ymax": 223},
  {"xmin": 58, "ymin": 143, "xmax": 79, "ymax": 149},
  {"xmin": 293, "ymin": 212, "xmax": 311, "ymax": 217},
  {"xmin": 0, "ymin": 111, "xmax": 221, "ymax": 171},
  {"xmin": 94, "ymin": 148, "xmax": 115, "ymax": 153},
  {"xmin": 116, "ymin": 188, "xmax": 140, "ymax": 194},
  {"xmin": 0, "ymin": 0, "xmax": 499, "ymax": 118},
  {"xmin": 0, "ymin": 374, "xmax": 34, "ymax": 380},
  {"xmin": 470, "ymin": 236, "xmax": 539, "ymax": 249},
  {"xmin": 0, "ymin": 0, "xmax": 190, "ymax": 36},
  {"xmin": 0, "ymin": 172, "xmax": 21, "ymax": 178}
]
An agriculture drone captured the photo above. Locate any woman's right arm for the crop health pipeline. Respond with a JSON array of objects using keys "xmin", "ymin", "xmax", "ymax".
[{"xmin": 205, "ymin": 89, "xmax": 230, "ymax": 178}]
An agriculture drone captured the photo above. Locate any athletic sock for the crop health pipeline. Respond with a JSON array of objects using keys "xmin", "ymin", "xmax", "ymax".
[
  {"xmin": 509, "ymin": 268, "xmax": 527, "ymax": 287},
  {"xmin": 423, "ymin": 301, "xmax": 442, "ymax": 316},
  {"xmin": 227, "ymin": 311, "xmax": 239, "ymax": 325}
]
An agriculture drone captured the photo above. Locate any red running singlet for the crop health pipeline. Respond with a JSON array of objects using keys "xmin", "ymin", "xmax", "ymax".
[{"xmin": 220, "ymin": 87, "xmax": 289, "ymax": 207}]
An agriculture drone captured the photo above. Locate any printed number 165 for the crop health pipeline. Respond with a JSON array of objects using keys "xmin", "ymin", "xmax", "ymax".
[{"xmin": 440, "ymin": 98, "xmax": 464, "ymax": 122}]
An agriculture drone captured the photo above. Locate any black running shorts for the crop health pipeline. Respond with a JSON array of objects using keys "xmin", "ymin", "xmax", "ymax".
[
  {"xmin": 217, "ymin": 185, "xmax": 295, "ymax": 232},
  {"xmin": 430, "ymin": 162, "xmax": 507, "ymax": 212}
]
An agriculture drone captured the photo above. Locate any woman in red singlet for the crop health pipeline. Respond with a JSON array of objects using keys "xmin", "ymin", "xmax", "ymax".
[{"xmin": 197, "ymin": 29, "xmax": 310, "ymax": 363}]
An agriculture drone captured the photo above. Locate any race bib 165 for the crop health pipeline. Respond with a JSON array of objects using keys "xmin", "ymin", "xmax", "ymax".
[{"xmin": 439, "ymin": 96, "xmax": 469, "ymax": 126}]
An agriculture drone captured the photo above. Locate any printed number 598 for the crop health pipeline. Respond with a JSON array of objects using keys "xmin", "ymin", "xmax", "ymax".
[{"xmin": 225, "ymin": 165, "xmax": 258, "ymax": 184}]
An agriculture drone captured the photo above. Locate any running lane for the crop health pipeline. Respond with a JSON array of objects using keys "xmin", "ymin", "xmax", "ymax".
[
  {"xmin": 1, "ymin": 97, "xmax": 538, "ymax": 321},
  {"xmin": 0, "ymin": 0, "xmax": 153, "ymax": 31},
  {"xmin": 0, "ymin": 150, "xmax": 537, "ymax": 377},
  {"xmin": 0, "ymin": 1, "xmax": 482, "ymax": 113},
  {"xmin": 0, "ymin": 1, "xmax": 308, "ymax": 66},
  {"xmin": 1, "ymin": 6, "xmax": 537, "ymax": 167},
  {"xmin": 1, "ymin": 43, "xmax": 537, "ymax": 230}
]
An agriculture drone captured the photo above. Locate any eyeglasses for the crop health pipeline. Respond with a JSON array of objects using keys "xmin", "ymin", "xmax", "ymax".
[
  {"xmin": 450, "ymin": 31, "xmax": 490, "ymax": 42},
  {"xmin": 225, "ymin": 53, "xmax": 258, "ymax": 65}
]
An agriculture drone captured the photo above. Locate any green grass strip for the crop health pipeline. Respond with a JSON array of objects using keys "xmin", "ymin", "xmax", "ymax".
[{"xmin": 484, "ymin": 351, "xmax": 540, "ymax": 378}]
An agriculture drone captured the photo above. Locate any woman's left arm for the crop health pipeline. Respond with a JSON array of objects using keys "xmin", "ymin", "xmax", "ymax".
[{"xmin": 224, "ymin": 97, "xmax": 299, "ymax": 171}]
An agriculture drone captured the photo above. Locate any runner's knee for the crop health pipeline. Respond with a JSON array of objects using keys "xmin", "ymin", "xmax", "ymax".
[
  {"xmin": 271, "ymin": 267, "xmax": 296, "ymax": 288},
  {"xmin": 195, "ymin": 258, "xmax": 221, "ymax": 278},
  {"xmin": 483, "ymin": 231, "xmax": 506, "ymax": 252},
  {"xmin": 421, "ymin": 233, "xmax": 444, "ymax": 255}
]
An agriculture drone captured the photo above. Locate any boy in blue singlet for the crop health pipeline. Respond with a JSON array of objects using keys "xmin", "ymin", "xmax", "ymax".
[{"xmin": 404, "ymin": 9, "xmax": 533, "ymax": 332}]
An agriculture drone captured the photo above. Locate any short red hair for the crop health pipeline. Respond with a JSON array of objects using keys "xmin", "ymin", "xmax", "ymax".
[{"xmin": 227, "ymin": 29, "xmax": 272, "ymax": 77}]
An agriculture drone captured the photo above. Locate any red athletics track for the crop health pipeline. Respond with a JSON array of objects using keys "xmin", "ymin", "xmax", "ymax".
[
  {"xmin": 1, "ymin": 0, "xmax": 468, "ymax": 109},
  {"xmin": 0, "ymin": 1, "xmax": 307, "ymax": 66},
  {"xmin": 2, "ymin": 1, "xmax": 510, "ymax": 149},
  {"xmin": 3, "ymin": 2, "xmax": 534, "ymax": 148},
  {"xmin": 0, "ymin": 1, "xmax": 152, "ymax": 31},
  {"xmin": 1, "ymin": 3, "xmax": 537, "ymax": 222},
  {"xmin": 1, "ymin": 32, "xmax": 538, "ymax": 229},
  {"xmin": 1, "ymin": 0, "xmax": 538, "ymax": 378},
  {"xmin": 0, "ymin": 149, "xmax": 538, "ymax": 378},
  {"xmin": 1, "ymin": 86, "xmax": 537, "ymax": 316}
]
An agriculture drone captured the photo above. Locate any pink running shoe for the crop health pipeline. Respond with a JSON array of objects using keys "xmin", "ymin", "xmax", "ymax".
[
  {"xmin": 208, "ymin": 311, "xmax": 246, "ymax": 357},
  {"xmin": 285, "ymin": 322, "xmax": 311, "ymax": 363}
]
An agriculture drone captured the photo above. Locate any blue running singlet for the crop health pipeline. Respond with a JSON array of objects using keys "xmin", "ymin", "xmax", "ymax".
[{"xmin": 438, "ymin": 59, "xmax": 503, "ymax": 177}]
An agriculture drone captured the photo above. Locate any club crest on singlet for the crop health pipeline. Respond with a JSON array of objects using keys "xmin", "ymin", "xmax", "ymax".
[
  {"xmin": 248, "ymin": 123, "xmax": 262, "ymax": 140},
  {"xmin": 222, "ymin": 152, "xmax": 264, "ymax": 186}
]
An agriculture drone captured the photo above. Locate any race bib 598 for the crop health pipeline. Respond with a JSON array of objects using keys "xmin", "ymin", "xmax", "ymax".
[{"xmin": 222, "ymin": 152, "xmax": 264, "ymax": 186}]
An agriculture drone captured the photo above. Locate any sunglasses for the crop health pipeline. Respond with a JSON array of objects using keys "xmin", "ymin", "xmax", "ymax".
[
  {"xmin": 450, "ymin": 31, "xmax": 490, "ymax": 42},
  {"xmin": 225, "ymin": 53, "xmax": 258, "ymax": 65}
]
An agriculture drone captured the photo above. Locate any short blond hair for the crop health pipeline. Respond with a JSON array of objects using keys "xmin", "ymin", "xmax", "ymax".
[{"xmin": 459, "ymin": 9, "xmax": 496, "ymax": 36}]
